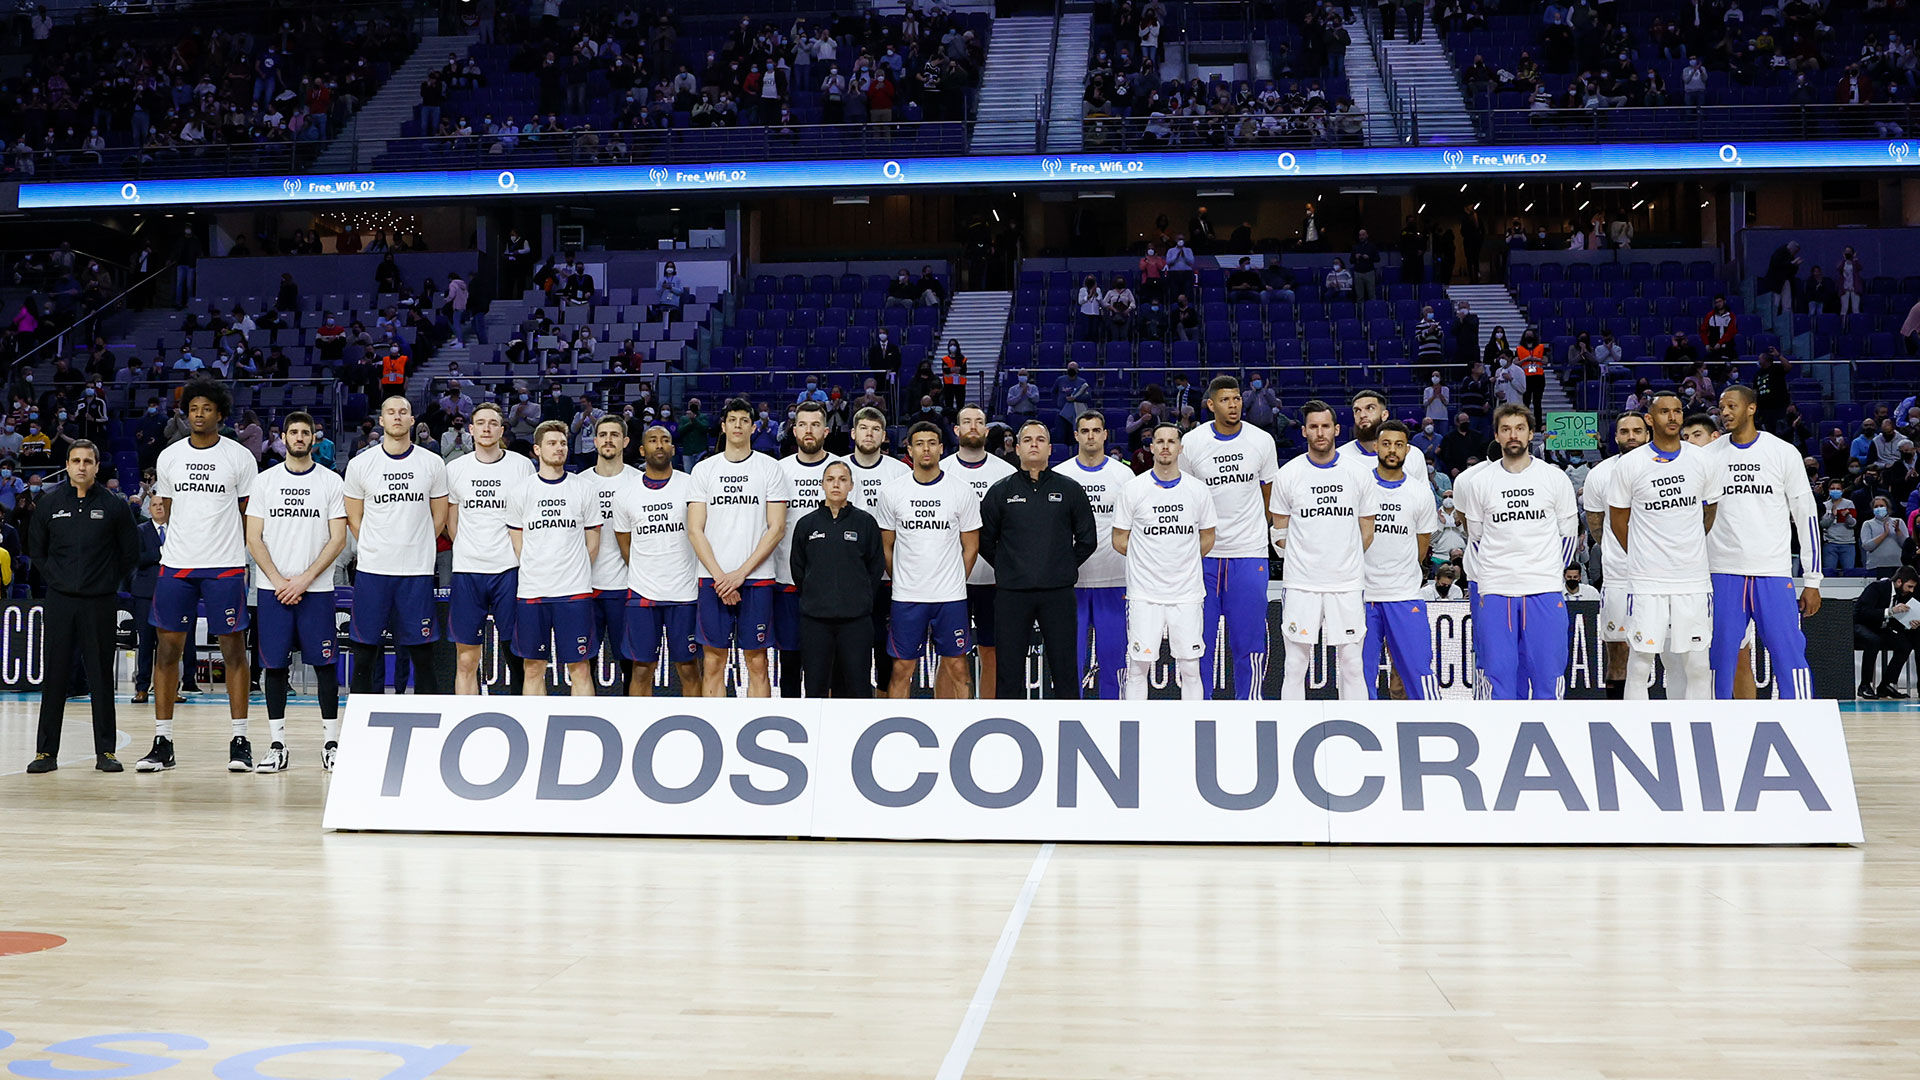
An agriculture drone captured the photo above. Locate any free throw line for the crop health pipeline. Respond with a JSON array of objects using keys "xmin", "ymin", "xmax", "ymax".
[{"xmin": 935, "ymin": 843, "xmax": 1055, "ymax": 1080}]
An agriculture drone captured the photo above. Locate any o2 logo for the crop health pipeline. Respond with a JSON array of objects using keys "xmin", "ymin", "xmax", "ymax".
[{"xmin": 0, "ymin": 1031, "xmax": 467, "ymax": 1079}]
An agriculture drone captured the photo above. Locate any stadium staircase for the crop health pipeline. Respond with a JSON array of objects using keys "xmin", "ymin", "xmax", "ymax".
[
  {"xmin": 1448, "ymin": 283, "xmax": 1571, "ymax": 413},
  {"xmin": 1343, "ymin": 17, "xmax": 1404, "ymax": 147},
  {"xmin": 971, "ymin": 17, "xmax": 1056, "ymax": 153},
  {"xmin": 314, "ymin": 33, "xmax": 482, "ymax": 173},
  {"xmin": 1378, "ymin": 34, "xmax": 1476, "ymax": 145},
  {"xmin": 938, "ymin": 291, "xmax": 1013, "ymax": 406},
  {"xmin": 1042, "ymin": 11, "xmax": 1095, "ymax": 153}
]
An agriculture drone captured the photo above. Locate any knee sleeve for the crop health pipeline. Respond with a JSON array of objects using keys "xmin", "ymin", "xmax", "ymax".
[
  {"xmin": 405, "ymin": 644, "xmax": 439, "ymax": 695},
  {"xmin": 315, "ymin": 664, "xmax": 340, "ymax": 719},
  {"xmin": 350, "ymin": 643, "xmax": 382, "ymax": 696},
  {"xmin": 264, "ymin": 668, "xmax": 290, "ymax": 720}
]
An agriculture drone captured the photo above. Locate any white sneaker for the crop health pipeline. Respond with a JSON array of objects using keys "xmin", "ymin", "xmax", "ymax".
[
  {"xmin": 321, "ymin": 740, "xmax": 338, "ymax": 772},
  {"xmin": 255, "ymin": 741, "xmax": 289, "ymax": 773}
]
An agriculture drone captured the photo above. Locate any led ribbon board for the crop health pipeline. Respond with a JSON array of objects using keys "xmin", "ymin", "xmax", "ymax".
[{"xmin": 20, "ymin": 138, "xmax": 1918, "ymax": 209}]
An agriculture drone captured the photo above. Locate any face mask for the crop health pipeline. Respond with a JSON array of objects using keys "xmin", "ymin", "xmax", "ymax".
[
  {"xmin": 29, "ymin": 485, "xmax": 40, "ymax": 493},
  {"xmin": 519, "ymin": 394, "xmax": 529, "ymax": 403},
  {"xmin": 1876, "ymin": 507, "xmax": 1891, "ymax": 519},
  {"xmin": 1251, "ymin": 379, "xmax": 1263, "ymax": 389},
  {"xmin": 1432, "ymin": 375, "xmax": 1442, "ymax": 385},
  {"xmin": 1566, "ymin": 580, "xmax": 1581, "ymax": 591},
  {"xmin": 56, "ymin": 412, "xmax": 65, "ymax": 421},
  {"xmin": 1831, "ymin": 490, "xmax": 1844, "ymax": 500},
  {"xmin": 1423, "ymin": 423, "xmax": 1435, "ymax": 433},
  {"xmin": 1442, "ymin": 498, "xmax": 1455, "ymax": 510},
  {"xmin": 2, "ymin": 470, "xmax": 11, "ymax": 479}
]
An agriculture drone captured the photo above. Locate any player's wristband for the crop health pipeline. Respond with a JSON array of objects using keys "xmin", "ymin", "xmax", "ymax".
[{"xmin": 1271, "ymin": 526, "xmax": 1288, "ymax": 547}]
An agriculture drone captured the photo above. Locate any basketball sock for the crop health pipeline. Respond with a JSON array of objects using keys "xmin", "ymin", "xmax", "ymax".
[
  {"xmin": 350, "ymin": 643, "xmax": 382, "ymax": 695},
  {"xmin": 231, "ymin": 716, "xmax": 249, "ymax": 738},
  {"xmin": 1604, "ymin": 679, "xmax": 1625, "ymax": 699},
  {"xmin": 154, "ymin": 717, "xmax": 172, "ymax": 738},
  {"xmin": 405, "ymin": 645, "xmax": 439, "ymax": 694},
  {"xmin": 265, "ymin": 668, "xmax": 290, "ymax": 723},
  {"xmin": 1175, "ymin": 658, "xmax": 1203, "ymax": 700},
  {"xmin": 1125, "ymin": 658, "xmax": 1153, "ymax": 700},
  {"xmin": 316, "ymin": 665, "xmax": 340, "ymax": 720}
]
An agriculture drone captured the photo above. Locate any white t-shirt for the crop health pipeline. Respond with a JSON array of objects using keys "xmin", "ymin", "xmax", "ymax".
[
  {"xmin": 1454, "ymin": 456, "xmax": 1579, "ymax": 598},
  {"xmin": 612, "ymin": 471, "xmax": 699, "ymax": 603},
  {"xmin": 1179, "ymin": 422, "xmax": 1281, "ymax": 558},
  {"xmin": 688, "ymin": 450, "xmax": 790, "ymax": 582},
  {"xmin": 946, "ymin": 452, "xmax": 1016, "ymax": 585},
  {"xmin": 1268, "ymin": 451, "xmax": 1378, "ymax": 594},
  {"xmin": 775, "ymin": 452, "xmax": 844, "ymax": 585},
  {"xmin": 850, "ymin": 452, "xmax": 911, "ymax": 513},
  {"xmin": 875, "ymin": 468, "xmax": 980, "ymax": 604},
  {"xmin": 1063, "ymin": 456, "xmax": 1130, "ymax": 588},
  {"xmin": 1338, "ymin": 439, "xmax": 1428, "ymax": 495},
  {"xmin": 1113, "ymin": 469, "xmax": 1217, "ymax": 603},
  {"xmin": 342, "ymin": 444, "xmax": 450, "ymax": 577},
  {"xmin": 1581, "ymin": 455, "xmax": 1632, "ymax": 591},
  {"xmin": 506, "ymin": 472, "xmax": 597, "ymax": 600},
  {"xmin": 581, "ymin": 463, "xmax": 641, "ymax": 590},
  {"xmin": 1607, "ymin": 441, "xmax": 1720, "ymax": 592},
  {"xmin": 1451, "ymin": 460, "xmax": 1491, "ymax": 584},
  {"xmin": 154, "ymin": 435, "xmax": 258, "ymax": 569},
  {"xmin": 1704, "ymin": 431, "xmax": 1821, "ymax": 584},
  {"xmin": 1362, "ymin": 469, "xmax": 1439, "ymax": 602},
  {"xmin": 446, "ymin": 450, "xmax": 534, "ymax": 574},
  {"xmin": 245, "ymin": 461, "xmax": 345, "ymax": 592}
]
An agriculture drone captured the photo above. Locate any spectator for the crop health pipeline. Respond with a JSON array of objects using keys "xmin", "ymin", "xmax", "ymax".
[
  {"xmin": 1053, "ymin": 362, "xmax": 1093, "ymax": 431},
  {"xmin": 1873, "ymin": 418, "xmax": 1910, "ymax": 468},
  {"xmin": 1413, "ymin": 417, "xmax": 1443, "ymax": 461},
  {"xmin": 1415, "ymin": 306, "xmax": 1444, "ymax": 369},
  {"xmin": 1422, "ymin": 371, "xmax": 1452, "ymax": 426},
  {"xmin": 1324, "ymin": 259, "xmax": 1354, "ymax": 301},
  {"xmin": 1855, "ymin": 567, "xmax": 1920, "ymax": 698},
  {"xmin": 1226, "ymin": 257, "xmax": 1264, "ymax": 304},
  {"xmin": 1805, "ymin": 267, "xmax": 1839, "ymax": 316},
  {"xmin": 1351, "ymin": 229, "xmax": 1380, "ymax": 302},
  {"xmin": 1823, "ymin": 477, "xmax": 1861, "ymax": 572},
  {"xmin": 1165, "ymin": 236, "xmax": 1196, "ymax": 301},
  {"xmin": 1681, "ymin": 56, "xmax": 1709, "ymax": 105},
  {"xmin": 1439, "ymin": 411, "xmax": 1480, "ymax": 471},
  {"xmin": 1865, "ymin": 496, "xmax": 1910, "ymax": 569},
  {"xmin": 938, "ymin": 340, "xmax": 967, "ymax": 414},
  {"xmin": 1419, "ymin": 563, "xmax": 1465, "ymax": 601},
  {"xmin": 1006, "ymin": 369, "xmax": 1040, "ymax": 423},
  {"xmin": 1138, "ymin": 246, "xmax": 1166, "ymax": 300},
  {"xmin": 1838, "ymin": 247, "xmax": 1866, "ymax": 321},
  {"xmin": 1101, "ymin": 276, "xmax": 1135, "ymax": 339},
  {"xmin": 915, "ymin": 266, "xmax": 946, "ymax": 307},
  {"xmin": 1699, "ymin": 294, "xmax": 1738, "ymax": 370},
  {"xmin": 676, "ymin": 398, "xmax": 713, "ymax": 469},
  {"xmin": 1760, "ymin": 240, "xmax": 1802, "ymax": 317},
  {"xmin": 871, "ymin": 329, "xmax": 904, "ymax": 380},
  {"xmin": 795, "ymin": 377, "xmax": 828, "ymax": 406},
  {"xmin": 1171, "ymin": 294, "xmax": 1200, "ymax": 342},
  {"xmin": 884, "ymin": 270, "xmax": 917, "ymax": 310},
  {"xmin": 1075, "ymin": 275, "xmax": 1103, "ymax": 341}
]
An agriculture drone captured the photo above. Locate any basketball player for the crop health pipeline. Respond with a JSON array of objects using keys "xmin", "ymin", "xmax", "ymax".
[
  {"xmin": 1268, "ymin": 400, "xmax": 1376, "ymax": 700},
  {"xmin": 877, "ymin": 420, "xmax": 980, "ymax": 699},
  {"xmin": 1112, "ymin": 424, "xmax": 1216, "ymax": 699},
  {"xmin": 947, "ymin": 404, "xmax": 1014, "ymax": 698},
  {"xmin": 773, "ymin": 401, "xmax": 842, "ymax": 697},
  {"xmin": 687, "ymin": 398, "xmax": 790, "ymax": 697},
  {"xmin": 1608, "ymin": 391, "xmax": 1720, "ymax": 700},
  {"xmin": 849, "ymin": 407, "xmax": 909, "ymax": 694},
  {"xmin": 582, "ymin": 415, "xmax": 640, "ymax": 695},
  {"xmin": 1583, "ymin": 411, "xmax": 1649, "ymax": 698},
  {"xmin": 1342, "ymin": 389, "xmax": 1428, "ymax": 483},
  {"xmin": 342, "ymin": 394, "xmax": 450, "ymax": 698},
  {"xmin": 1707, "ymin": 385, "xmax": 1822, "ymax": 699},
  {"xmin": 508, "ymin": 421, "xmax": 600, "ymax": 696},
  {"xmin": 1454, "ymin": 404, "xmax": 1580, "ymax": 699},
  {"xmin": 1180, "ymin": 375, "xmax": 1281, "ymax": 699},
  {"xmin": 614, "ymin": 425, "xmax": 703, "ymax": 697},
  {"xmin": 445, "ymin": 403, "xmax": 533, "ymax": 694},
  {"xmin": 1682, "ymin": 415, "xmax": 1755, "ymax": 697},
  {"xmin": 1064, "ymin": 411, "xmax": 1128, "ymax": 699},
  {"xmin": 139, "ymin": 379, "xmax": 256, "ymax": 773},
  {"xmin": 244, "ymin": 411, "xmax": 346, "ymax": 772},
  {"xmin": 1360, "ymin": 420, "xmax": 1439, "ymax": 699}
]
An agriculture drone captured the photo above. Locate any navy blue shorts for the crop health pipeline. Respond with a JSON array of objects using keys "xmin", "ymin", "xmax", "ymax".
[
  {"xmin": 257, "ymin": 589, "xmax": 337, "ymax": 668},
  {"xmin": 151, "ymin": 570, "xmax": 249, "ymax": 635},
  {"xmin": 448, "ymin": 570, "xmax": 517, "ymax": 646},
  {"xmin": 350, "ymin": 572, "xmax": 439, "ymax": 645},
  {"xmin": 890, "ymin": 598, "xmax": 972, "ymax": 659},
  {"xmin": 967, "ymin": 583, "xmax": 997, "ymax": 647},
  {"xmin": 770, "ymin": 585, "xmax": 801, "ymax": 651},
  {"xmin": 515, "ymin": 598, "xmax": 597, "ymax": 663},
  {"xmin": 593, "ymin": 590, "xmax": 628, "ymax": 655},
  {"xmin": 623, "ymin": 598, "xmax": 700, "ymax": 665},
  {"xmin": 696, "ymin": 579, "xmax": 773, "ymax": 650}
]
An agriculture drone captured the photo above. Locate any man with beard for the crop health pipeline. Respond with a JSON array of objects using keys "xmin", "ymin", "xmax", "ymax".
[
  {"xmin": 581, "ymin": 415, "xmax": 640, "ymax": 695},
  {"xmin": 1340, "ymin": 389, "xmax": 1428, "ymax": 483},
  {"xmin": 1180, "ymin": 376, "xmax": 1281, "ymax": 698},
  {"xmin": 613, "ymin": 426, "xmax": 704, "ymax": 697},
  {"xmin": 1582, "ymin": 410, "xmax": 1649, "ymax": 698},
  {"xmin": 848, "ymin": 407, "xmax": 910, "ymax": 694},
  {"xmin": 1454, "ymin": 404, "xmax": 1579, "ymax": 699},
  {"xmin": 1360, "ymin": 420, "xmax": 1439, "ymax": 699},
  {"xmin": 946, "ymin": 405, "xmax": 1015, "ymax": 697},
  {"xmin": 772, "ymin": 401, "xmax": 843, "ymax": 696},
  {"xmin": 1268, "ymin": 400, "xmax": 1376, "ymax": 700}
]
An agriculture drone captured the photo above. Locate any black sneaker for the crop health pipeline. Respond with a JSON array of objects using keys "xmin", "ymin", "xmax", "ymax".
[
  {"xmin": 96, "ymin": 753, "xmax": 123, "ymax": 773},
  {"xmin": 228, "ymin": 736, "xmax": 253, "ymax": 773},
  {"xmin": 255, "ymin": 741, "xmax": 289, "ymax": 773},
  {"xmin": 135, "ymin": 736, "xmax": 175, "ymax": 772},
  {"xmin": 26, "ymin": 753, "xmax": 55, "ymax": 774},
  {"xmin": 321, "ymin": 740, "xmax": 338, "ymax": 772}
]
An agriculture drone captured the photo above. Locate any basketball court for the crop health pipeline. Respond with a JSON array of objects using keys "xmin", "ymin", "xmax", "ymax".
[{"xmin": 2, "ymin": 698, "xmax": 1915, "ymax": 1079}]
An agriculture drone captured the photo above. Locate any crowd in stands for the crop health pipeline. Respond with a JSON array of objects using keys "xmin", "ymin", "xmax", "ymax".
[{"xmin": 0, "ymin": 8, "xmax": 415, "ymax": 176}]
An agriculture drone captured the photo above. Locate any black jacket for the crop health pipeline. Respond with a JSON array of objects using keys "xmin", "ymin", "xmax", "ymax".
[
  {"xmin": 790, "ymin": 503, "xmax": 884, "ymax": 619},
  {"xmin": 1854, "ymin": 579, "xmax": 1917, "ymax": 633},
  {"xmin": 28, "ymin": 483, "xmax": 139, "ymax": 597},
  {"xmin": 978, "ymin": 468, "xmax": 1096, "ymax": 591},
  {"xmin": 127, "ymin": 519, "xmax": 162, "ymax": 599}
]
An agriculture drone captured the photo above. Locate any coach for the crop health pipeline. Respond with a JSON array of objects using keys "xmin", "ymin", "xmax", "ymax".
[
  {"xmin": 980, "ymin": 420, "xmax": 1096, "ymax": 699},
  {"xmin": 25, "ymin": 440, "xmax": 139, "ymax": 774},
  {"xmin": 791, "ymin": 461, "xmax": 884, "ymax": 697}
]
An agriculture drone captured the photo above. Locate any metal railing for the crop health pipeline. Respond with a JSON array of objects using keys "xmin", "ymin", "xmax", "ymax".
[
  {"xmin": 1463, "ymin": 101, "xmax": 1919, "ymax": 146},
  {"xmin": 1078, "ymin": 111, "xmax": 1375, "ymax": 152},
  {"xmin": 5, "ymin": 262, "xmax": 175, "ymax": 378},
  {"xmin": 1039, "ymin": 0, "xmax": 1064, "ymax": 153},
  {"xmin": 1362, "ymin": 5, "xmax": 1414, "ymax": 145}
]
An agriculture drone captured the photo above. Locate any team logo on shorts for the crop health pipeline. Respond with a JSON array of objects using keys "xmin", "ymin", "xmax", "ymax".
[
  {"xmin": 1287, "ymin": 621, "xmax": 1298, "ymax": 633},
  {"xmin": 418, "ymin": 621, "xmax": 433, "ymax": 638},
  {"xmin": 319, "ymin": 646, "xmax": 334, "ymax": 660}
]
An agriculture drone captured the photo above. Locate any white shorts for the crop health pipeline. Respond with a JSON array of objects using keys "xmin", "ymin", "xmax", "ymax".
[
  {"xmin": 1282, "ymin": 589, "xmax": 1364, "ymax": 645},
  {"xmin": 1600, "ymin": 585, "xmax": 1630, "ymax": 643},
  {"xmin": 1128, "ymin": 599, "xmax": 1204, "ymax": 660},
  {"xmin": 1626, "ymin": 591, "xmax": 1712, "ymax": 654}
]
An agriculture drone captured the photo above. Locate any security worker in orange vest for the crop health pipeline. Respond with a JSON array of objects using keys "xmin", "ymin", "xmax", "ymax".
[
  {"xmin": 379, "ymin": 345, "xmax": 409, "ymax": 393},
  {"xmin": 1515, "ymin": 329, "xmax": 1548, "ymax": 425}
]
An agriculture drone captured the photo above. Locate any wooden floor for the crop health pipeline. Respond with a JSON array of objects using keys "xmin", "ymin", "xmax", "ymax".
[{"xmin": 2, "ymin": 698, "xmax": 1918, "ymax": 1079}]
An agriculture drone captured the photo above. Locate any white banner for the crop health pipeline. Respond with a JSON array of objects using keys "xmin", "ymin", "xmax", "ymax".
[{"xmin": 321, "ymin": 698, "xmax": 1863, "ymax": 845}]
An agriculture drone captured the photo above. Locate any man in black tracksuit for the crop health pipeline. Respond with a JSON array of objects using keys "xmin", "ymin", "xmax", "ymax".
[
  {"xmin": 791, "ymin": 460, "xmax": 885, "ymax": 697},
  {"xmin": 26, "ymin": 440, "xmax": 140, "ymax": 773},
  {"xmin": 979, "ymin": 420, "xmax": 1097, "ymax": 699}
]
